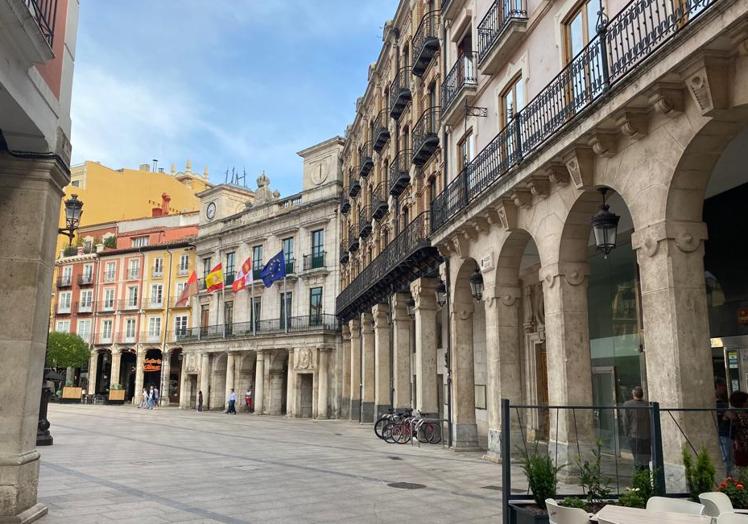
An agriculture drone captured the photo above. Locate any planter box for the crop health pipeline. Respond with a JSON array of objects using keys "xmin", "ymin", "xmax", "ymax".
[
  {"xmin": 108, "ymin": 389, "xmax": 126, "ymax": 404},
  {"xmin": 508, "ymin": 503, "xmax": 549, "ymax": 524},
  {"xmin": 60, "ymin": 387, "xmax": 82, "ymax": 403}
]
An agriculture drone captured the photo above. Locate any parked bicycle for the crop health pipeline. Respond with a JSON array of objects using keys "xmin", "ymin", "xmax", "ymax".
[{"xmin": 373, "ymin": 409, "xmax": 442, "ymax": 445}]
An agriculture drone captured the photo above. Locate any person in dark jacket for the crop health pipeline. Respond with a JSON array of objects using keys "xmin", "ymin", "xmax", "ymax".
[
  {"xmin": 197, "ymin": 390, "xmax": 204, "ymax": 412},
  {"xmin": 623, "ymin": 386, "xmax": 651, "ymax": 471},
  {"xmin": 716, "ymin": 380, "xmax": 733, "ymax": 474}
]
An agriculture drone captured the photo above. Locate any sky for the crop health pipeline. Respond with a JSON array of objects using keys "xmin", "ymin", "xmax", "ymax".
[{"xmin": 70, "ymin": 0, "xmax": 400, "ymax": 196}]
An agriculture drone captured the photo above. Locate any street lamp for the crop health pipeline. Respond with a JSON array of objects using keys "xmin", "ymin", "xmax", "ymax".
[
  {"xmin": 435, "ymin": 281, "xmax": 447, "ymax": 308},
  {"xmin": 469, "ymin": 268, "xmax": 484, "ymax": 301},
  {"xmin": 58, "ymin": 193, "xmax": 83, "ymax": 246},
  {"xmin": 591, "ymin": 188, "xmax": 620, "ymax": 258}
]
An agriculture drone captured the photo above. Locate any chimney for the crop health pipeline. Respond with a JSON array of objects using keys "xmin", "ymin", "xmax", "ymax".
[
  {"xmin": 161, "ymin": 193, "xmax": 171, "ymax": 215},
  {"xmin": 152, "ymin": 207, "xmax": 163, "ymax": 217},
  {"xmin": 139, "ymin": 163, "xmax": 151, "ymax": 172}
]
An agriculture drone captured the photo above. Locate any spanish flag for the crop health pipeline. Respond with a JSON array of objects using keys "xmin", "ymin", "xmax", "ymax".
[
  {"xmin": 231, "ymin": 256, "xmax": 252, "ymax": 293},
  {"xmin": 205, "ymin": 263, "xmax": 224, "ymax": 293}
]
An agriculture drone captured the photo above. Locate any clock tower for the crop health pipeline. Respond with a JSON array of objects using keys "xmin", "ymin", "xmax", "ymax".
[{"xmin": 297, "ymin": 136, "xmax": 345, "ymax": 191}]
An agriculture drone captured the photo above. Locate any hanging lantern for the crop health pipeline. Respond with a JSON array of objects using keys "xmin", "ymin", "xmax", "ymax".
[
  {"xmin": 469, "ymin": 268, "xmax": 484, "ymax": 301},
  {"xmin": 591, "ymin": 188, "xmax": 620, "ymax": 258},
  {"xmin": 435, "ymin": 281, "xmax": 447, "ymax": 308}
]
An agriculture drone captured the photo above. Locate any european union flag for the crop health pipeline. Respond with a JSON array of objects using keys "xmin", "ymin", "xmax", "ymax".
[{"xmin": 259, "ymin": 250, "xmax": 286, "ymax": 288}]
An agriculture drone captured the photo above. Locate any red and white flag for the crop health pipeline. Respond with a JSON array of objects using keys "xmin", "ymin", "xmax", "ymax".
[
  {"xmin": 175, "ymin": 270, "xmax": 198, "ymax": 307},
  {"xmin": 231, "ymin": 256, "xmax": 252, "ymax": 293}
]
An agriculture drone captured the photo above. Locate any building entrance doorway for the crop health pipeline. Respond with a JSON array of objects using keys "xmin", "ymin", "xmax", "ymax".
[
  {"xmin": 299, "ymin": 374, "xmax": 313, "ymax": 418},
  {"xmin": 144, "ymin": 349, "xmax": 163, "ymax": 391},
  {"xmin": 592, "ymin": 366, "xmax": 619, "ymax": 453}
]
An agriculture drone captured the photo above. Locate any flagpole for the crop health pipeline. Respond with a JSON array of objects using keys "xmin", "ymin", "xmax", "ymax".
[
  {"xmin": 284, "ymin": 275, "xmax": 288, "ymax": 333},
  {"xmin": 251, "ymin": 272, "xmax": 255, "ymax": 337}
]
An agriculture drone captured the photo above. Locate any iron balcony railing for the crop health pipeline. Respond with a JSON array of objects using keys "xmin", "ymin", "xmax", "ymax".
[
  {"xmin": 477, "ymin": 0, "xmax": 528, "ymax": 64},
  {"xmin": 143, "ymin": 296, "xmax": 165, "ymax": 309},
  {"xmin": 225, "ymin": 271, "xmax": 236, "ymax": 286},
  {"xmin": 371, "ymin": 183, "xmax": 389, "ymax": 221},
  {"xmin": 432, "ymin": 0, "xmax": 717, "ymax": 233},
  {"xmin": 336, "ymin": 212, "xmax": 432, "ymax": 316},
  {"xmin": 75, "ymin": 301, "xmax": 93, "ymax": 313},
  {"xmin": 412, "ymin": 106, "xmax": 441, "ymax": 166},
  {"xmin": 285, "ymin": 258, "xmax": 296, "ymax": 275},
  {"xmin": 359, "ymin": 142, "xmax": 374, "ymax": 178},
  {"xmin": 340, "ymin": 193, "xmax": 351, "ymax": 214},
  {"xmin": 359, "ymin": 206, "xmax": 372, "ymax": 239},
  {"xmin": 442, "ymin": 52, "xmax": 478, "ymax": 113},
  {"xmin": 349, "ymin": 174, "xmax": 362, "ymax": 198},
  {"xmin": 303, "ymin": 252, "xmax": 326, "ymax": 271},
  {"xmin": 176, "ymin": 314, "xmax": 339, "ymax": 341},
  {"xmin": 77, "ymin": 274, "xmax": 94, "ymax": 286},
  {"xmin": 117, "ymin": 332, "xmax": 138, "ymax": 344},
  {"xmin": 389, "ymin": 149, "xmax": 411, "ymax": 197},
  {"xmin": 56, "ymin": 276, "xmax": 72, "ymax": 288},
  {"xmin": 25, "ymin": 0, "xmax": 57, "ymax": 47},
  {"xmin": 252, "ymin": 267, "xmax": 263, "ymax": 281},
  {"xmin": 412, "ymin": 10, "xmax": 441, "ymax": 77},
  {"xmin": 116, "ymin": 299, "xmax": 140, "ymax": 311},
  {"xmin": 103, "ymin": 271, "xmax": 116, "ymax": 282},
  {"xmin": 100, "ymin": 301, "xmax": 116, "ymax": 312},
  {"xmin": 389, "ymin": 66, "xmax": 412, "ymax": 119},
  {"xmin": 348, "ymin": 223, "xmax": 360, "ymax": 252},
  {"xmin": 340, "ymin": 242, "xmax": 350, "ymax": 264},
  {"xmin": 372, "ymin": 110, "xmax": 391, "ymax": 153}
]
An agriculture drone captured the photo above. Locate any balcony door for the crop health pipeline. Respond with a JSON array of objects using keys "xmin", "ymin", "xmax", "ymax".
[{"xmin": 564, "ymin": 0, "xmax": 603, "ymax": 113}]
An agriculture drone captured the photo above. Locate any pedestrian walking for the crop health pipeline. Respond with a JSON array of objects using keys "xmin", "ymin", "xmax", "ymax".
[
  {"xmin": 226, "ymin": 389, "xmax": 237, "ymax": 414},
  {"xmin": 153, "ymin": 386, "xmax": 160, "ymax": 408},
  {"xmin": 147, "ymin": 386, "xmax": 154, "ymax": 409},
  {"xmin": 138, "ymin": 388, "xmax": 148, "ymax": 408},
  {"xmin": 728, "ymin": 391, "xmax": 748, "ymax": 467},
  {"xmin": 245, "ymin": 387, "xmax": 253, "ymax": 413},
  {"xmin": 623, "ymin": 385, "xmax": 651, "ymax": 471},
  {"xmin": 197, "ymin": 390, "xmax": 203, "ymax": 412},
  {"xmin": 716, "ymin": 379, "xmax": 733, "ymax": 474}
]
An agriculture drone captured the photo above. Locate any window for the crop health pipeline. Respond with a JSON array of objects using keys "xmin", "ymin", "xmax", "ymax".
[
  {"xmin": 457, "ymin": 131, "xmax": 474, "ymax": 172},
  {"xmin": 176, "ymin": 281, "xmax": 186, "ymax": 298},
  {"xmin": 150, "ymin": 284, "xmax": 163, "ymax": 306},
  {"xmin": 79, "ymin": 289, "xmax": 93, "ymax": 311},
  {"xmin": 280, "ymin": 292, "xmax": 292, "ymax": 327},
  {"xmin": 82, "ymin": 264, "xmax": 93, "ymax": 282},
  {"xmin": 174, "ymin": 315, "xmax": 188, "ymax": 336},
  {"xmin": 61, "ymin": 266, "xmax": 72, "ymax": 285},
  {"xmin": 55, "ymin": 320, "xmax": 70, "ymax": 333},
  {"xmin": 153, "ymin": 257, "xmax": 163, "ymax": 276},
  {"xmin": 132, "ymin": 236, "xmax": 149, "ymax": 248},
  {"xmin": 311, "ymin": 230, "xmax": 324, "ymax": 256},
  {"xmin": 77, "ymin": 319, "xmax": 91, "ymax": 342},
  {"xmin": 565, "ymin": 0, "xmax": 596, "ymax": 63},
  {"xmin": 128, "ymin": 259, "xmax": 140, "ymax": 279},
  {"xmin": 225, "ymin": 252, "xmax": 235, "ymax": 285},
  {"xmin": 200, "ymin": 304, "xmax": 210, "ymax": 331},
  {"xmin": 58, "ymin": 291, "xmax": 72, "ymax": 312},
  {"xmin": 179, "ymin": 254, "xmax": 189, "ymax": 274},
  {"xmin": 429, "ymin": 176, "xmax": 437, "ymax": 205},
  {"xmin": 101, "ymin": 319, "xmax": 113, "ymax": 341},
  {"xmin": 224, "ymin": 301, "xmax": 233, "ymax": 335},
  {"xmin": 309, "ymin": 287, "xmax": 322, "ymax": 324},
  {"xmin": 251, "ymin": 297, "xmax": 261, "ymax": 330},
  {"xmin": 125, "ymin": 318, "xmax": 136, "ymax": 339},
  {"xmin": 104, "ymin": 262, "xmax": 116, "ymax": 281},
  {"xmin": 563, "ymin": 0, "xmax": 603, "ymax": 106},
  {"xmin": 500, "ymin": 75, "xmax": 525, "ymax": 127},
  {"xmin": 127, "ymin": 286, "xmax": 138, "ymax": 308},
  {"xmin": 103, "ymin": 288, "xmax": 115, "ymax": 310},
  {"xmin": 252, "ymin": 245, "xmax": 263, "ymax": 279},
  {"xmin": 148, "ymin": 317, "xmax": 161, "ymax": 338},
  {"xmin": 282, "ymin": 237, "xmax": 294, "ymax": 273},
  {"xmin": 202, "ymin": 257, "xmax": 212, "ymax": 277}
]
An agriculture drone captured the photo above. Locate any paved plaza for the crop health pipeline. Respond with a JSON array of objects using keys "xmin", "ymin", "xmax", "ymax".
[{"xmin": 37, "ymin": 405, "xmax": 502, "ymax": 523}]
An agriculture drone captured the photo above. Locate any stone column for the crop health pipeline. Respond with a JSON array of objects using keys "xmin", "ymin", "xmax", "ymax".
[
  {"xmin": 317, "ymin": 349, "xmax": 329, "ymax": 419},
  {"xmin": 110, "ymin": 348, "xmax": 122, "ymax": 390},
  {"xmin": 411, "ymin": 278, "xmax": 439, "ymax": 418},
  {"xmin": 372, "ymin": 303, "xmax": 391, "ymax": 418},
  {"xmin": 0, "ymin": 153, "xmax": 68, "ymax": 521},
  {"xmin": 632, "ymin": 221, "xmax": 719, "ymax": 478},
  {"xmin": 225, "ymin": 352, "xmax": 235, "ymax": 412},
  {"xmin": 134, "ymin": 349, "xmax": 145, "ymax": 405},
  {"xmin": 254, "ymin": 350, "xmax": 265, "ymax": 415},
  {"xmin": 451, "ymin": 291, "xmax": 479, "ymax": 450},
  {"xmin": 160, "ymin": 349, "xmax": 171, "ymax": 406},
  {"xmin": 199, "ymin": 352, "xmax": 210, "ymax": 409},
  {"xmin": 286, "ymin": 349, "xmax": 295, "ymax": 417},
  {"xmin": 88, "ymin": 350, "xmax": 98, "ymax": 395},
  {"xmin": 349, "ymin": 319, "xmax": 361, "ymax": 420},
  {"xmin": 360, "ymin": 312, "xmax": 375, "ymax": 423},
  {"xmin": 391, "ymin": 293, "xmax": 411, "ymax": 410},
  {"xmin": 540, "ymin": 262, "xmax": 594, "ymax": 462},
  {"xmin": 484, "ymin": 284, "xmax": 523, "ymax": 457},
  {"xmin": 340, "ymin": 326, "xmax": 351, "ymax": 419}
]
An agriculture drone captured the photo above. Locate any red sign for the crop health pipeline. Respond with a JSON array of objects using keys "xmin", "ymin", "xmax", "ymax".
[{"xmin": 144, "ymin": 358, "xmax": 161, "ymax": 372}]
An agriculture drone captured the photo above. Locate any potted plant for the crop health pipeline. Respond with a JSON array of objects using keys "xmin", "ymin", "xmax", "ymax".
[
  {"xmin": 618, "ymin": 468, "xmax": 654, "ymax": 508},
  {"xmin": 108, "ymin": 383, "xmax": 126, "ymax": 403},
  {"xmin": 719, "ymin": 476, "xmax": 748, "ymax": 509},
  {"xmin": 509, "ymin": 444, "xmax": 564, "ymax": 524},
  {"xmin": 683, "ymin": 447, "xmax": 716, "ymax": 501},
  {"xmin": 47, "ymin": 332, "xmax": 89, "ymax": 403}
]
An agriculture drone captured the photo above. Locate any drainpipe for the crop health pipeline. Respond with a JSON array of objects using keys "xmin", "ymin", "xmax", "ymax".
[
  {"xmin": 161, "ymin": 248, "xmax": 174, "ymax": 404},
  {"xmin": 444, "ymin": 256, "xmax": 453, "ymax": 449},
  {"xmin": 440, "ymin": 9, "xmax": 449, "ymax": 193}
]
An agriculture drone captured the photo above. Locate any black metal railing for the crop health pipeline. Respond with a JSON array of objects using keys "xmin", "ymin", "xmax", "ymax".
[
  {"xmin": 285, "ymin": 258, "xmax": 296, "ymax": 275},
  {"xmin": 442, "ymin": 52, "xmax": 478, "ymax": 113},
  {"xmin": 349, "ymin": 174, "xmax": 362, "ymax": 198},
  {"xmin": 198, "ymin": 277, "xmax": 207, "ymax": 290},
  {"xmin": 359, "ymin": 206, "xmax": 372, "ymax": 239},
  {"xmin": 372, "ymin": 110, "xmax": 391, "ymax": 152},
  {"xmin": 412, "ymin": 10, "xmax": 441, "ymax": 77},
  {"xmin": 143, "ymin": 296, "xmax": 165, "ymax": 309},
  {"xmin": 115, "ymin": 299, "xmax": 140, "ymax": 311},
  {"xmin": 25, "ymin": 0, "xmax": 57, "ymax": 47},
  {"xmin": 176, "ymin": 314, "xmax": 339, "ymax": 341},
  {"xmin": 303, "ymin": 252, "xmax": 326, "ymax": 271},
  {"xmin": 477, "ymin": 0, "xmax": 528, "ymax": 64},
  {"xmin": 432, "ymin": 0, "xmax": 717, "ymax": 233},
  {"xmin": 389, "ymin": 149, "xmax": 412, "ymax": 197},
  {"xmin": 340, "ymin": 242, "xmax": 350, "ymax": 263},
  {"xmin": 252, "ymin": 267, "xmax": 263, "ymax": 281},
  {"xmin": 336, "ymin": 212, "xmax": 432, "ymax": 315},
  {"xmin": 359, "ymin": 142, "xmax": 374, "ymax": 178},
  {"xmin": 389, "ymin": 66, "xmax": 413, "ymax": 119},
  {"xmin": 412, "ymin": 106, "xmax": 441, "ymax": 166},
  {"xmin": 77, "ymin": 274, "xmax": 94, "ymax": 286},
  {"xmin": 224, "ymin": 271, "xmax": 236, "ymax": 286},
  {"xmin": 348, "ymin": 224, "xmax": 360, "ymax": 252},
  {"xmin": 340, "ymin": 193, "xmax": 351, "ymax": 214},
  {"xmin": 56, "ymin": 276, "xmax": 72, "ymax": 288},
  {"xmin": 371, "ymin": 183, "xmax": 389, "ymax": 220},
  {"xmin": 74, "ymin": 301, "xmax": 93, "ymax": 313}
]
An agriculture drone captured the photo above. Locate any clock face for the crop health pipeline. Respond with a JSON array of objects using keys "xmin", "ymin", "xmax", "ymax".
[{"xmin": 206, "ymin": 202, "xmax": 216, "ymax": 220}]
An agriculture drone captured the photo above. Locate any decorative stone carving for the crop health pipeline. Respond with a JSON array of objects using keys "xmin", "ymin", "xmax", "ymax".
[
  {"xmin": 589, "ymin": 131, "xmax": 618, "ymax": 158},
  {"xmin": 617, "ymin": 109, "xmax": 650, "ymax": 140},
  {"xmin": 451, "ymin": 233, "xmax": 469, "ymax": 258},
  {"xmin": 482, "ymin": 207, "xmax": 502, "ymax": 225},
  {"xmin": 527, "ymin": 176, "xmax": 550, "ymax": 199},
  {"xmin": 546, "ymin": 163, "xmax": 570, "ymax": 186},
  {"xmin": 296, "ymin": 348, "xmax": 313, "ymax": 370},
  {"xmin": 436, "ymin": 241, "xmax": 452, "ymax": 257},
  {"xmin": 539, "ymin": 262, "xmax": 590, "ymax": 288},
  {"xmin": 650, "ymin": 83, "xmax": 685, "ymax": 115},
  {"xmin": 348, "ymin": 318, "xmax": 361, "ymax": 337},
  {"xmin": 631, "ymin": 220, "xmax": 708, "ymax": 257},
  {"xmin": 495, "ymin": 199, "xmax": 518, "ymax": 230},
  {"xmin": 511, "ymin": 189, "xmax": 532, "ymax": 209},
  {"xmin": 410, "ymin": 278, "xmax": 438, "ymax": 310},
  {"xmin": 685, "ymin": 55, "xmax": 731, "ymax": 116},
  {"xmin": 372, "ymin": 303, "xmax": 390, "ymax": 328},
  {"xmin": 564, "ymin": 147, "xmax": 595, "ymax": 189}
]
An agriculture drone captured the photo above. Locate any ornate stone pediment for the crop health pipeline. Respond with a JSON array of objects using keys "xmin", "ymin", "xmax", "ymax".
[{"xmin": 295, "ymin": 348, "xmax": 315, "ymax": 370}]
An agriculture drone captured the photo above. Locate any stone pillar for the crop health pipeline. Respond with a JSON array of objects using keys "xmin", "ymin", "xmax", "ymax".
[
  {"xmin": 254, "ymin": 351, "xmax": 265, "ymax": 415},
  {"xmin": 0, "ymin": 153, "xmax": 68, "ymax": 521},
  {"xmin": 88, "ymin": 350, "xmax": 98, "ymax": 395},
  {"xmin": 349, "ymin": 319, "xmax": 361, "ymax": 420},
  {"xmin": 411, "ymin": 278, "xmax": 439, "ymax": 418},
  {"xmin": 484, "ymin": 285, "xmax": 523, "ymax": 457},
  {"xmin": 225, "ymin": 352, "xmax": 235, "ymax": 412},
  {"xmin": 451, "ymin": 292, "xmax": 479, "ymax": 450},
  {"xmin": 360, "ymin": 313, "xmax": 375, "ymax": 423},
  {"xmin": 286, "ymin": 349, "xmax": 295, "ymax": 417},
  {"xmin": 134, "ymin": 349, "xmax": 145, "ymax": 405},
  {"xmin": 540, "ymin": 262, "xmax": 594, "ymax": 462},
  {"xmin": 372, "ymin": 303, "xmax": 392, "ymax": 418},
  {"xmin": 391, "ymin": 293, "xmax": 411, "ymax": 410},
  {"xmin": 160, "ymin": 349, "xmax": 171, "ymax": 406},
  {"xmin": 632, "ymin": 221, "xmax": 719, "ymax": 479},
  {"xmin": 340, "ymin": 326, "xmax": 351, "ymax": 419},
  {"xmin": 199, "ymin": 352, "xmax": 210, "ymax": 409},
  {"xmin": 110, "ymin": 348, "xmax": 122, "ymax": 390},
  {"xmin": 317, "ymin": 349, "xmax": 329, "ymax": 419}
]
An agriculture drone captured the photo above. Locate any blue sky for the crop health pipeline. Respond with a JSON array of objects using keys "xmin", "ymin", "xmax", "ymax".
[{"xmin": 71, "ymin": 1, "xmax": 399, "ymax": 196}]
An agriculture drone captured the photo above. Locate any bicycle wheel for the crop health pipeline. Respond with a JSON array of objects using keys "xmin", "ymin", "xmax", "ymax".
[
  {"xmin": 388, "ymin": 422, "xmax": 401, "ymax": 444},
  {"xmin": 396, "ymin": 422, "xmax": 412, "ymax": 444},
  {"xmin": 374, "ymin": 416, "xmax": 390, "ymax": 440},
  {"xmin": 425, "ymin": 422, "xmax": 441, "ymax": 444},
  {"xmin": 415, "ymin": 421, "xmax": 430, "ymax": 444}
]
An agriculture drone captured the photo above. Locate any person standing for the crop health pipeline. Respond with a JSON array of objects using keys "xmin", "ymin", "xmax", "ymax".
[
  {"xmin": 245, "ymin": 387, "xmax": 253, "ymax": 413},
  {"xmin": 226, "ymin": 389, "xmax": 237, "ymax": 414},
  {"xmin": 153, "ymin": 386, "xmax": 160, "ymax": 409},
  {"xmin": 623, "ymin": 386, "xmax": 651, "ymax": 471},
  {"xmin": 197, "ymin": 390, "xmax": 204, "ymax": 412},
  {"xmin": 139, "ymin": 388, "xmax": 148, "ymax": 409},
  {"xmin": 716, "ymin": 380, "xmax": 733, "ymax": 474}
]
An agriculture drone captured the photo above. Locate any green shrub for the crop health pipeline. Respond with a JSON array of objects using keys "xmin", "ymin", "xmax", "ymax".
[
  {"xmin": 577, "ymin": 441, "xmax": 611, "ymax": 506},
  {"xmin": 103, "ymin": 236, "xmax": 116, "ymax": 249},
  {"xmin": 631, "ymin": 468, "xmax": 654, "ymax": 501},
  {"xmin": 519, "ymin": 443, "xmax": 564, "ymax": 510},
  {"xmin": 683, "ymin": 447, "xmax": 716, "ymax": 501},
  {"xmin": 559, "ymin": 497, "xmax": 587, "ymax": 509},
  {"xmin": 618, "ymin": 487, "xmax": 646, "ymax": 508},
  {"xmin": 719, "ymin": 476, "xmax": 748, "ymax": 509},
  {"xmin": 63, "ymin": 246, "xmax": 77, "ymax": 257}
]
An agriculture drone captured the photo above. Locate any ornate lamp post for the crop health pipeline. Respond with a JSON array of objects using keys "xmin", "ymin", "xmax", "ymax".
[
  {"xmin": 469, "ymin": 268, "xmax": 484, "ymax": 301},
  {"xmin": 58, "ymin": 193, "xmax": 83, "ymax": 246},
  {"xmin": 591, "ymin": 188, "xmax": 620, "ymax": 258}
]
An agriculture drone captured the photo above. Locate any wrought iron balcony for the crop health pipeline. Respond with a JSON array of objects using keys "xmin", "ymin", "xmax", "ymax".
[
  {"xmin": 389, "ymin": 150, "xmax": 411, "ymax": 197},
  {"xmin": 144, "ymin": 296, "xmax": 165, "ymax": 309},
  {"xmin": 224, "ymin": 271, "xmax": 235, "ymax": 286},
  {"xmin": 25, "ymin": 0, "xmax": 57, "ymax": 47},
  {"xmin": 412, "ymin": 107, "xmax": 441, "ymax": 166},
  {"xmin": 303, "ymin": 252, "xmax": 326, "ymax": 271},
  {"xmin": 359, "ymin": 142, "xmax": 374, "ymax": 178},
  {"xmin": 116, "ymin": 299, "xmax": 140, "ymax": 311},
  {"xmin": 371, "ymin": 183, "xmax": 388, "ymax": 221},
  {"xmin": 372, "ymin": 111, "xmax": 391, "ymax": 153},
  {"xmin": 349, "ymin": 175, "xmax": 362, "ymax": 198},
  {"xmin": 56, "ymin": 276, "xmax": 72, "ymax": 288},
  {"xmin": 442, "ymin": 52, "xmax": 478, "ymax": 122},
  {"xmin": 412, "ymin": 10, "xmax": 441, "ymax": 77},
  {"xmin": 389, "ymin": 67, "xmax": 412, "ymax": 119},
  {"xmin": 177, "ymin": 314, "xmax": 339, "ymax": 342},
  {"xmin": 75, "ymin": 301, "xmax": 93, "ymax": 314},
  {"xmin": 340, "ymin": 242, "xmax": 350, "ymax": 264},
  {"xmin": 477, "ymin": 0, "xmax": 528, "ymax": 74},
  {"xmin": 359, "ymin": 206, "xmax": 372, "ymax": 239},
  {"xmin": 77, "ymin": 274, "xmax": 94, "ymax": 286},
  {"xmin": 348, "ymin": 224, "xmax": 360, "ymax": 252},
  {"xmin": 285, "ymin": 258, "xmax": 296, "ymax": 275},
  {"xmin": 336, "ymin": 212, "xmax": 440, "ymax": 319},
  {"xmin": 431, "ymin": 0, "xmax": 717, "ymax": 234},
  {"xmin": 340, "ymin": 193, "xmax": 351, "ymax": 214}
]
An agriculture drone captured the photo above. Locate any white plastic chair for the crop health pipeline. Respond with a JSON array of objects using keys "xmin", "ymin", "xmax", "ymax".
[
  {"xmin": 646, "ymin": 495, "xmax": 705, "ymax": 515},
  {"xmin": 700, "ymin": 492, "xmax": 748, "ymax": 517},
  {"xmin": 718, "ymin": 514, "xmax": 748, "ymax": 523},
  {"xmin": 545, "ymin": 498, "xmax": 590, "ymax": 524}
]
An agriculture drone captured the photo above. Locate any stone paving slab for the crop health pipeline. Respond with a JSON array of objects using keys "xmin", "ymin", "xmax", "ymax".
[{"xmin": 36, "ymin": 405, "xmax": 502, "ymax": 523}]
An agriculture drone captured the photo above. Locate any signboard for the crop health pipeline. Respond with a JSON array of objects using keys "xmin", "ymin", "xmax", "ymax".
[
  {"xmin": 144, "ymin": 358, "xmax": 161, "ymax": 372},
  {"xmin": 738, "ymin": 307, "xmax": 748, "ymax": 325}
]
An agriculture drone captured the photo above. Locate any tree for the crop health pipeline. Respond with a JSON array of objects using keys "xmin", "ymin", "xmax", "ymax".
[{"xmin": 46, "ymin": 332, "xmax": 90, "ymax": 369}]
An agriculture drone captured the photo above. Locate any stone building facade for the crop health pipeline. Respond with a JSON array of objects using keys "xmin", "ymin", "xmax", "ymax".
[
  {"xmin": 336, "ymin": 0, "xmax": 748, "ymax": 479},
  {"xmin": 180, "ymin": 137, "xmax": 343, "ymax": 419}
]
